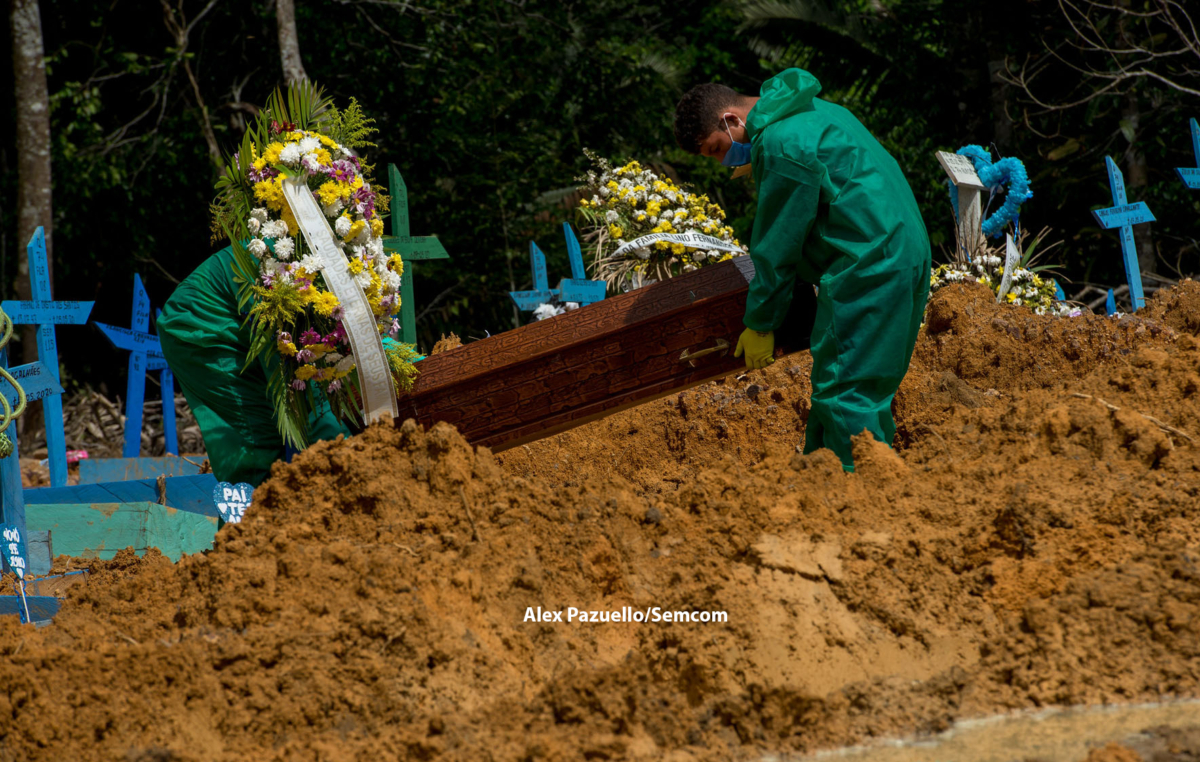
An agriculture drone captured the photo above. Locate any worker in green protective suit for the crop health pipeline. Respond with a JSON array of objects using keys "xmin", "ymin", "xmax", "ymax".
[
  {"xmin": 674, "ymin": 68, "xmax": 931, "ymax": 471},
  {"xmin": 157, "ymin": 246, "xmax": 351, "ymax": 486}
]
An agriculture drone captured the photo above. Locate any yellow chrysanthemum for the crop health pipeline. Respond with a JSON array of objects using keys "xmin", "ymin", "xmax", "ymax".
[
  {"xmin": 277, "ymin": 340, "xmax": 298, "ymax": 357},
  {"xmin": 311, "ymin": 291, "xmax": 340, "ymax": 317},
  {"xmin": 345, "ymin": 220, "xmax": 367, "ymax": 241},
  {"xmin": 262, "ymin": 143, "xmax": 285, "ymax": 165},
  {"xmin": 317, "ymin": 181, "xmax": 344, "ymax": 207},
  {"xmin": 294, "ymin": 365, "xmax": 316, "ymax": 380},
  {"xmin": 347, "ymin": 258, "xmax": 364, "ymax": 275},
  {"xmin": 609, "ymin": 225, "xmax": 623, "ymax": 238},
  {"xmin": 279, "ymin": 206, "xmax": 298, "ymax": 236},
  {"xmin": 370, "ymin": 218, "xmax": 384, "ymax": 238},
  {"xmin": 253, "ymin": 177, "xmax": 285, "ymax": 211}
]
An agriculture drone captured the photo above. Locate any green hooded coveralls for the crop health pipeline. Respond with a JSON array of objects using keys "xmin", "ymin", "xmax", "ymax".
[
  {"xmin": 744, "ymin": 69, "xmax": 931, "ymax": 469},
  {"xmin": 157, "ymin": 246, "xmax": 351, "ymax": 486}
]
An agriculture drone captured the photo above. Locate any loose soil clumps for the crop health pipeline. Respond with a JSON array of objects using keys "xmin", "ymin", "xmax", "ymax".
[{"xmin": 2, "ymin": 281, "xmax": 1200, "ymax": 761}]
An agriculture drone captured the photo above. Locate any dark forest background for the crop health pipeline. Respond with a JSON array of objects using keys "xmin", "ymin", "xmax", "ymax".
[{"xmin": 3, "ymin": 0, "xmax": 1198, "ymax": 401}]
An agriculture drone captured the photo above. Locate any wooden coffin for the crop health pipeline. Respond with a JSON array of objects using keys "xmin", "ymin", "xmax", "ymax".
[{"xmin": 396, "ymin": 257, "xmax": 816, "ymax": 451}]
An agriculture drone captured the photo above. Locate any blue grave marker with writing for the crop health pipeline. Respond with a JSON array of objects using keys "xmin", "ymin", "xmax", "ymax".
[
  {"xmin": 1106, "ymin": 288, "xmax": 1117, "ymax": 316},
  {"xmin": 510, "ymin": 241, "xmax": 561, "ymax": 311},
  {"xmin": 1, "ymin": 352, "xmax": 65, "ymax": 545},
  {"xmin": 1091, "ymin": 157, "xmax": 1154, "ymax": 311},
  {"xmin": 213, "ymin": 481, "xmax": 252, "ymax": 524},
  {"xmin": 0, "ymin": 228, "xmax": 93, "ymax": 488},
  {"xmin": 557, "ymin": 222, "xmax": 607, "ymax": 305},
  {"xmin": 2, "ymin": 524, "xmax": 28, "ymax": 580},
  {"xmin": 383, "ymin": 164, "xmax": 452, "ymax": 346},
  {"xmin": 93, "ymin": 275, "xmax": 178, "ymax": 457},
  {"xmin": 1176, "ymin": 118, "xmax": 1200, "ymax": 190},
  {"xmin": 1054, "ymin": 281, "xmax": 1066, "ymax": 301}
]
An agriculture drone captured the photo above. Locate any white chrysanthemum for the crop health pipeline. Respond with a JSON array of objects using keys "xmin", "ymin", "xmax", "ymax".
[
  {"xmin": 301, "ymin": 153, "xmax": 321, "ymax": 173},
  {"xmin": 323, "ymin": 199, "xmax": 343, "ymax": 218},
  {"xmin": 299, "ymin": 136, "xmax": 321, "ymax": 154},
  {"xmin": 368, "ymin": 237, "xmax": 384, "ymax": 259},
  {"xmin": 385, "ymin": 271, "xmax": 401, "ymax": 290},
  {"xmin": 533, "ymin": 303, "xmax": 564, "ymax": 321},
  {"xmin": 605, "ymin": 210, "xmax": 619, "ymax": 223},
  {"xmin": 247, "ymin": 218, "xmax": 261, "ymax": 234},
  {"xmin": 273, "ymin": 237, "xmax": 295, "ymax": 260},
  {"xmin": 279, "ymin": 143, "xmax": 303, "ymax": 165},
  {"xmin": 336, "ymin": 354, "xmax": 356, "ymax": 373},
  {"xmin": 634, "ymin": 247, "xmax": 651, "ymax": 260},
  {"xmin": 269, "ymin": 220, "xmax": 291, "ymax": 239},
  {"xmin": 354, "ymin": 269, "xmax": 372, "ymax": 289},
  {"xmin": 248, "ymin": 238, "xmax": 268, "ymax": 256},
  {"xmin": 334, "ymin": 216, "xmax": 352, "ymax": 237},
  {"xmin": 692, "ymin": 250, "xmax": 708, "ymax": 263},
  {"xmin": 250, "ymin": 208, "xmax": 269, "ymax": 222},
  {"xmin": 298, "ymin": 254, "xmax": 323, "ymax": 272},
  {"xmin": 325, "ymin": 352, "xmax": 343, "ymax": 365}
]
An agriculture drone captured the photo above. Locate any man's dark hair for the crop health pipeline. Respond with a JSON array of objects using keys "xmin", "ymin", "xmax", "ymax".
[{"xmin": 673, "ymin": 83, "xmax": 745, "ymax": 154}]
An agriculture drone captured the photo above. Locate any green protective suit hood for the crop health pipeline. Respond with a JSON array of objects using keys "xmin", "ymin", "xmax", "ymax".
[
  {"xmin": 740, "ymin": 68, "xmax": 932, "ymax": 471},
  {"xmin": 745, "ymin": 68, "xmax": 822, "ymax": 134}
]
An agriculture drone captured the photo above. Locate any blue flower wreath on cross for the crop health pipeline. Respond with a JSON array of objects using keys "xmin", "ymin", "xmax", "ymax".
[{"xmin": 953, "ymin": 144, "xmax": 1034, "ymax": 239}]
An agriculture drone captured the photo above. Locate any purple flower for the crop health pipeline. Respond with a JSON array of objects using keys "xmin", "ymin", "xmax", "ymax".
[
  {"xmin": 299, "ymin": 329, "xmax": 322, "ymax": 346},
  {"xmin": 291, "ymin": 379, "xmax": 306, "ymax": 391},
  {"xmin": 327, "ymin": 379, "xmax": 343, "ymax": 393},
  {"xmin": 323, "ymin": 159, "xmax": 358, "ymax": 184},
  {"xmin": 248, "ymin": 165, "xmax": 280, "ymax": 183},
  {"xmin": 389, "ymin": 318, "xmax": 401, "ymax": 337},
  {"xmin": 323, "ymin": 326, "xmax": 348, "ymax": 346},
  {"xmin": 295, "ymin": 349, "xmax": 315, "ymax": 363}
]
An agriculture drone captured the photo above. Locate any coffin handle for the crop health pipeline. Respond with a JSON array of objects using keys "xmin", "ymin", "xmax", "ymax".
[{"xmin": 679, "ymin": 338, "xmax": 730, "ymax": 367}]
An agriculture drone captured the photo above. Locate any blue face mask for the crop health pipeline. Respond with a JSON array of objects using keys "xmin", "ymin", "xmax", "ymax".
[{"xmin": 720, "ymin": 114, "xmax": 751, "ymax": 168}]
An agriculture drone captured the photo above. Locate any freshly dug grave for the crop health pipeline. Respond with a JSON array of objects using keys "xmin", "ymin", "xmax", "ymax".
[{"xmin": 1, "ymin": 282, "xmax": 1200, "ymax": 762}]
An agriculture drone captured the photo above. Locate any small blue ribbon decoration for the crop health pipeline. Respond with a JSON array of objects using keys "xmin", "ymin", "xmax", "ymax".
[
  {"xmin": 956, "ymin": 145, "xmax": 1034, "ymax": 239},
  {"xmin": 213, "ymin": 482, "xmax": 253, "ymax": 524}
]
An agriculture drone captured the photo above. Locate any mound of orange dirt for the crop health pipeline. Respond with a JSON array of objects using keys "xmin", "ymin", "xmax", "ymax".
[{"xmin": 1, "ymin": 281, "xmax": 1199, "ymax": 762}]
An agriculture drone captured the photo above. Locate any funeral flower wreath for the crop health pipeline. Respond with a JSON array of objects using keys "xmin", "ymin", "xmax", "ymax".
[{"xmin": 210, "ymin": 82, "xmax": 419, "ymax": 448}]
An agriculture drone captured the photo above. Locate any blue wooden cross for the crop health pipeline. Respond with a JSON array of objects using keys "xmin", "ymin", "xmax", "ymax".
[
  {"xmin": 509, "ymin": 241, "xmax": 560, "ymax": 311},
  {"xmin": 383, "ymin": 164, "xmax": 452, "ymax": 346},
  {"xmin": 557, "ymin": 222, "xmax": 607, "ymax": 305},
  {"xmin": 1090, "ymin": 157, "xmax": 1156, "ymax": 311},
  {"xmin": 1, "ymin": 356, "xmax": 65, "ymax": 553},
  {"xmin": 1177, "ymin": 118, "xmax": 1200, "ymax": 190},
  {"xmin": 93, "ymin": 275, "xmax": 177, "ymax": 457},
  {"xmin": 0, "ymin": 228, "xmax": 93, "ymax": 488},
  {"xmin": 511, "ymin": 224, "xmax": 608, "ymax": 312}
]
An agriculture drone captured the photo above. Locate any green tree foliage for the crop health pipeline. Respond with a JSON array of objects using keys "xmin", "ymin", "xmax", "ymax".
[{"xmin": 1, "ymin": 0, "xmax": 1197, "ymax": 396}]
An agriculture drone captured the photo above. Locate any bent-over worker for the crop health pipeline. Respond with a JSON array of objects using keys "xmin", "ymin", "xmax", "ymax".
[{"xmin": 674, "ymin": 68, "xmax": 932, "ymax": 471}]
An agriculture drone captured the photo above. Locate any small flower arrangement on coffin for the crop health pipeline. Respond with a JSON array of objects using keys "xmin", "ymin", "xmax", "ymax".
[
  {"xmin": 210, "ymin": 81, "xmax": 419, "ymax": 449},
  {"xmin": 576, "ymin": 150, "xmax": 747, "ymax": 292}
]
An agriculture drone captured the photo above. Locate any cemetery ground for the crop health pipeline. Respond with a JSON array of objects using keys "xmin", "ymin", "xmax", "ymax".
[{"xmin": 3, "ymin": 279, "xmax": 1200, "ymax": 761}]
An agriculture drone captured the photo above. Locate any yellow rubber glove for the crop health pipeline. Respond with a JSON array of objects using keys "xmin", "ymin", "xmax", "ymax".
[{"xmin": 734, "ymin": 328, "xmax": 775, "ymax": 369}]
